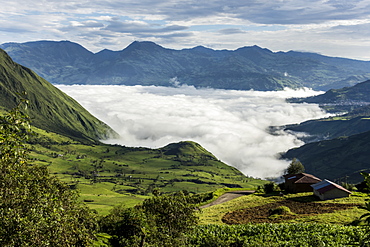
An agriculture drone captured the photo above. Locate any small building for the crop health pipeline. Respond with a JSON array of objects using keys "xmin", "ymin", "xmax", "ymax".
[
  {"xmin": 311, "ymin": 179, "xmax": 352, "ymax": 200},
  {"xmin": 283, "ymin": 173, "xmax": 322, "ymax": 193}
]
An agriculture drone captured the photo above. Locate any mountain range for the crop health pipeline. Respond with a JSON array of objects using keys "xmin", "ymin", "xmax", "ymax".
[{"xmin": 1, "ymin": 40, "xmax": 370, "ymax": 91}]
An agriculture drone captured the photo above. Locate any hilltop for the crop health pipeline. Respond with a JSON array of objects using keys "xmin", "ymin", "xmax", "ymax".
[{"xmin": 2, "ymin": 40, "xmax": 370, "ymax": 91}]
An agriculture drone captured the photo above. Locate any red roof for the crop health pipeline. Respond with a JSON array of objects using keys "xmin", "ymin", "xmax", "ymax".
[
  {"xmin": 311, "ymin": 179, "xmax": 352, "ymax": 194},
  {"xmin": 284, "ymin": 173, "xmax": 321, "ymax": 184}
]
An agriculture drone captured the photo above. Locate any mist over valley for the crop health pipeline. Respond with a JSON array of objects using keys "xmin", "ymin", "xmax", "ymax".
[{"xmin": 58, "ymin": 85, "xmax": 328, "ymax": 179}]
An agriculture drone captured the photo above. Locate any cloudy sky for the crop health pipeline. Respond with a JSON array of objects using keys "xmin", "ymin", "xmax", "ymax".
[
  {"xmin": 1, "ymin": 0, "xmax": 370, "ymax": 60},
  {"xmin": 58, "ymin": 85, "xmax": 328, "ymax": 178}
]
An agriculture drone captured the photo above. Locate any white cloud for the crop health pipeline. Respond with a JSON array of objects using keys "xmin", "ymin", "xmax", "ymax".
[
  {"xmin": 1, "ymin": 0, "xmax": 370, "ymax": 59},
  {"xmin": 57, "ymin": 85, "xmax": 327, "ymax": 179}
]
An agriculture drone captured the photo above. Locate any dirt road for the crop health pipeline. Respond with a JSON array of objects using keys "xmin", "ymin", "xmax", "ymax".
[{"xmin": 200, "ymin": 190, "xmax": 255, "ymax": 209}]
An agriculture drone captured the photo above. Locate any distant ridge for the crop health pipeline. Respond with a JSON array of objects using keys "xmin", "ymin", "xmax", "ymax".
[
  {"xmin": 282, "ymin": 79, "xmax": 370, "ymax": 183},
  {"xmin": 0, "ymin": 48, "xmax": 116, "ymax": 142},
  {"xmin": 2, "ymin": 40, "xmax": 370, "ymax": 91}
]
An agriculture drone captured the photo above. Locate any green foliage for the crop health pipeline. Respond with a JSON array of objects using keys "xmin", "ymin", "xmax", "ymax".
[
  {"xmin": 0, "ymin": 106, "xmax": 98, "ymax": 246},
  {"xmin": 259, "ymin": 182, "xmax": 280, "ymax": 194},
  {"xmin": 340, "ymin": 182, "xmax": 357, "ymax": 191},
  {"xmin": 99, "ymin": 205, "xmax": 150, "ymax": 246},
  {"xmin": 358, "ymin": 172, "xmax": 370, "ymax": 245},
  {"xmin": 27, "ymin": 133, "xmax": 265, "ymax": 213},
  {"xmin": 101, "ymin": 191, "xmax": 199, "ymax": 246},
  {"xmin": 269, "ymin": 206, "xmax": 292, "ymax": 216},
  {"xmin": 185, "ymin": 223, "xmax": 366, "ymax": 247},
  {"xmin": 0, "ymin": 48, "xmax": 115, "ymax": 142},
  {"xmin": 141, "ymin": 191, "xmax": 198, "ymax": 240},
  {"xmin": 286, "ymin": 158, "xmax": 305, "ymax": 174}
]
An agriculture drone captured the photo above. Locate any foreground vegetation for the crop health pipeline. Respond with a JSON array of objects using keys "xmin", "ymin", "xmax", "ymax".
[
  {"xmin": 187, "ymin": 223, "xmax": 367, "ymax": 246},
  {"xmin": 2, "ymin": 106, "xmax": 370, "ymax": 246}
]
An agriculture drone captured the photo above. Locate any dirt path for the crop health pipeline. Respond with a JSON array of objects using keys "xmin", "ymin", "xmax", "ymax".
[{"xmin": 200, "ymin": 190, "xmax": 255, "ymax": 209}]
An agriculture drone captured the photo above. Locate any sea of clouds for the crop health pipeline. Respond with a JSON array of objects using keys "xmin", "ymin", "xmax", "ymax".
[{"xmin": 57, "ymin": 85, "xmax": 329, "ymax": 179}]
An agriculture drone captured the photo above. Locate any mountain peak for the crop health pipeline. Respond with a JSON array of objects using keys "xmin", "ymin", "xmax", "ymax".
[
  {"xmin": 125, "ymin": 41, "xmax": 165, "ymax": 52},
  {"xmin": 236, "ymin": 45, "xmax": 272, "ymax": 53}
]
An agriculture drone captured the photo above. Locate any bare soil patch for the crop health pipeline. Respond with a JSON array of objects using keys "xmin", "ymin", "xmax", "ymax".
[{"xmin": 222, "ymin": 198, "xmax": 360, "ymax": 224}]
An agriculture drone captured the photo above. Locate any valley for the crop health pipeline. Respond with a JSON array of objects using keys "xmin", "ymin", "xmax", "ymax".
[{"xmin": 2, "ymin": 42, "xmax": 370, "ymax": 246}]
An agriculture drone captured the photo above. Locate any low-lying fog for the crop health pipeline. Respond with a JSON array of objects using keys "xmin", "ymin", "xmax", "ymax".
[{"xmin": 58, "ymin": 85, "xmax": 328, "ymax": 178}]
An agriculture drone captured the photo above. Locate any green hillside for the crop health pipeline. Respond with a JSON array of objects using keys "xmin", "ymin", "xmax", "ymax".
[
  {"xmin": 29, "ymin": 128, "xmax": 266, "ymax": 214},
  {"xmin": 0, "ymin": 48, "xmax": 116, "ymax": 142},
  {"xmin": 0, "ymin": 47, "xmax": 265, "ymax": 214},
  {"xmin": 283, "ymin": 130, "xmax": 370, "ymax": 183}
]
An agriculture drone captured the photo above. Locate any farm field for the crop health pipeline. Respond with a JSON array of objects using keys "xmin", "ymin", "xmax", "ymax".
[
  {"xmin": 198, "ymin": 192, "xmax": 368, "ymax": 225},
  {"xmin": 191, "ymin": 192, "xmax": 370, "ymax": 246}
]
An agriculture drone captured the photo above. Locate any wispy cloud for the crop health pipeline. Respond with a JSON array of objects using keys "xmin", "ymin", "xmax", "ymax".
[
  {"xmin": 57, "ymin": 85, "xmax": 328, "ymax": 178},
  {"xmin": 1, "ymin": 0, "xmax": 370, "ymax": 59}
]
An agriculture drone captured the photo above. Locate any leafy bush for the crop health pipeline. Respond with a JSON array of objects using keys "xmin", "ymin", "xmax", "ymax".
[
  {"xmin": 269, "ymin": 206, "xmax": 292, "ymax": 216},
  {"xmin": 185, "ymin": 223, "xmax": 366, "ymax": 246},
  {"xmin": 258, "ymin": 182, "xmax": 280, "ymax": 194},
  {"xmin": 100, "ymin": 191, "xmax": 199, "ymax": 246},
  {"xmin": 0, "ymin": 105, "xmax": 98, "ymax": 246}
]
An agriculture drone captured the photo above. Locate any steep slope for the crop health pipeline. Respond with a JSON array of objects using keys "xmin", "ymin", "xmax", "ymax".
[
  {"xmin": 285, "ymin": 105, "xmax": 370, "ymax": 143},
  {"xmin": 282, "ymin": 80, "xmax": 370, "ymax": 183},
  {"xmin": 282, "ymin": 130, "xmax": 370, "ymax": 183},
  {"xmin": 0, "ymin": 48, "xmax": 116, "ymax": 142},
  {"xmin": 2, "ymin": 40, "xmax": 370, "ymax": 90}
]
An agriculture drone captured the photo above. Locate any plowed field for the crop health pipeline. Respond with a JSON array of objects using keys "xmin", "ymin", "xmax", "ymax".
[{"xmin": 222, "ymin": 199, "xmax": 360, "ymax": 224}]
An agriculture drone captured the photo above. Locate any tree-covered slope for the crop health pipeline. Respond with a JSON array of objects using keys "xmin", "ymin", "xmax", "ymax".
[
  {"xmin": 282, "ymin": 81, "xmax": 370, "ymax": 183},
  {"xmin": 282, "ymin": 130, "xmax": 370, "ymax": 183},
  {"xmin": 0, "ymin": 48, "xmax": 116, "ymax": 142},
  {"xmin": 2, "ymin": 40, "xmax": 370, "ymax": 91}
]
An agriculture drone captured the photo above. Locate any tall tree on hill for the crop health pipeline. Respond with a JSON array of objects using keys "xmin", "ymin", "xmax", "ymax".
[
  {"xmin": 286, "ymin": 158, "xmax": 305, "ymax": 174},
  {"xmin": 0, "ymin": 103, "xmax": 98, "ymax": 246}
]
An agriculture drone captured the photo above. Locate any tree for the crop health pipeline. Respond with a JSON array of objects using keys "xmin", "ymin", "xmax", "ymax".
[
  {"xmin": 99, "ymin": 205, "xmax": 151, "ymax": 247},
  {"xmin": 286, "ymin": 158, "xmax": 305, "ymax": 174},
  {"xmin": 141, "ymin": 191, "xmax": 199, "ymax": 241},
  {"xmin": 0, "ymin": 104, "xmax": 98, "ymax": 246},
  {"xmin": 100, "ymin": 191, "xmax": 199, "ymax": 246}
]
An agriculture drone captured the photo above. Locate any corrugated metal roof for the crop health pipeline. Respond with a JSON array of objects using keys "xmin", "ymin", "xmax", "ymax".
[{"xmin": 311, "ymin": 179, "xmax": 352, "ymax": 194}]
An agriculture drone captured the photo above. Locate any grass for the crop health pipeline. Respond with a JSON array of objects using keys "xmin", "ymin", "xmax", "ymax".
[
  {"xmin": 198, "ymin": 192, "xmax": 369, "ymax": 225},
  {"xmin": 27, "ymin": 126, "xmax": 267, "ymax": 215}
]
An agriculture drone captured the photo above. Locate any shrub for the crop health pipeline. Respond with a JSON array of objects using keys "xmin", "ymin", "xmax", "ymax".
[
  {"xmin": 100, "ymin": 191, "xmax": 199, "ymax": 246},
  {"xmin": 262, "ymin": 182, "xmax": 280, "ymax": 194},
  {"xmin": 269, "ymin": 206, "xmax": 293, "ymax": 216}
]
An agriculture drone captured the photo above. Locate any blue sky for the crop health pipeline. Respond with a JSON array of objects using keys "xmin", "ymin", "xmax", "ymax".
[{"xmin": 1, "ymin": 0, "xmax": 370, "ymax": 60}]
